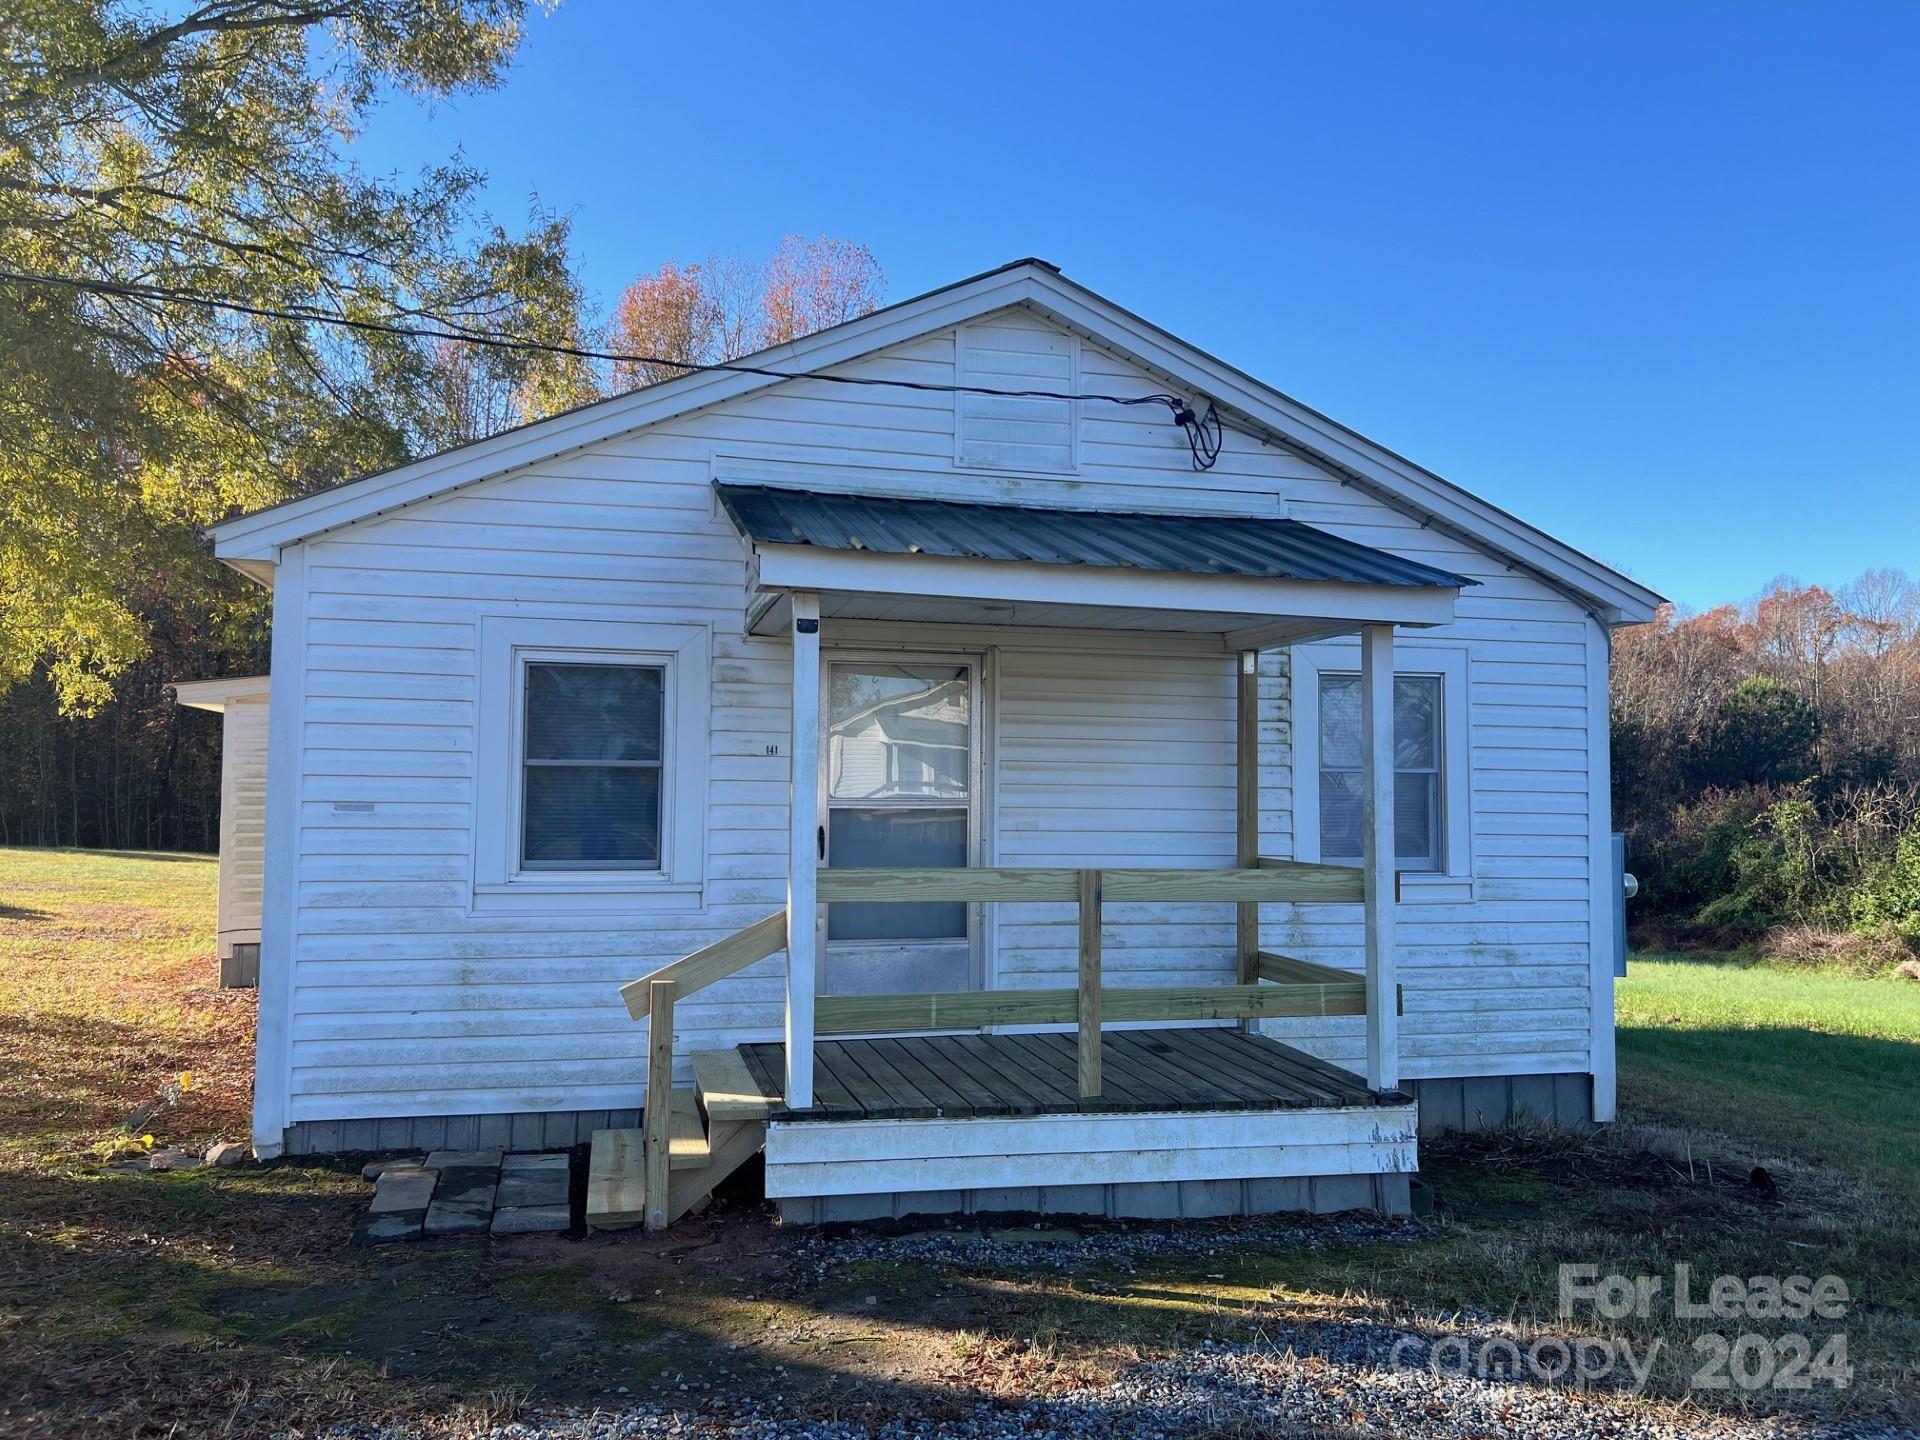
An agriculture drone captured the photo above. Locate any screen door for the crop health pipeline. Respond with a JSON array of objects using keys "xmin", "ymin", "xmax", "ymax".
[{"xmin": 821, "ymin": 657, "xmax": 979, "ymax": 998}]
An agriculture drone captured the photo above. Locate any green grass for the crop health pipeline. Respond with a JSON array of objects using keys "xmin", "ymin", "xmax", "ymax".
[
  {"xmin": 4, "ymin": 849, "xmax": 1918, "ymax": 1432},
  {"xmin": 1617, "ymin": 949, "xmax": 1920, "ymax": 1192}
]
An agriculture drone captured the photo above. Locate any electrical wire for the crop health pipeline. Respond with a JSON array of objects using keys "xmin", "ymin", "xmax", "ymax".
[{"xmin": 0, "ymin": 266, "xmax": 1227, "ymax": 468}]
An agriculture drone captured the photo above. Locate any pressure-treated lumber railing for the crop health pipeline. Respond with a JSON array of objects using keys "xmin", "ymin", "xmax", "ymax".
[
  {"xmin": 810, "ymin": 859, "xmax": 1372, "ymax": 1099},
  {"xmin": 617, "ymin": 909, "xmax": 787, "ymax": 1229},
  {"xmin": 618, "ymin": 857, "xmax": 1379, "ymax": 1224}
]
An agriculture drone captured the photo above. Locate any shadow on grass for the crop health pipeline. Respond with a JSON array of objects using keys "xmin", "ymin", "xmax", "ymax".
[
  {"xmin": 0, "ymin": 1010, "xmax": 212, "ymax": 1138},
  {"xmin": 1615, "ymin": 1023, "xmax": 1920, "ymax": 1091}
]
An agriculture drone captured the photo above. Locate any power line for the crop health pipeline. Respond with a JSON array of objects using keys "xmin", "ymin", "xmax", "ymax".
[{"xmin": 0, "ymin": 266, "xmax": 1227, "ymax": 468}]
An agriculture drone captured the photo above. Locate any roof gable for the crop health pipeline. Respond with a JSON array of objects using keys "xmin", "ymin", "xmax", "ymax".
[{"xmin": 209, "ymin": 259, "xmax": 1660, "ymax": 622}]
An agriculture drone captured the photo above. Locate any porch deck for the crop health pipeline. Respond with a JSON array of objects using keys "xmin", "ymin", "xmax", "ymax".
[{"xmin": 736, "ymin": 1027, "xmax": 1407, "ymax": 1122}]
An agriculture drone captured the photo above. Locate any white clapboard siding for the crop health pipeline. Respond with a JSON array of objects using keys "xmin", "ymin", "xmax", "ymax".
[
  {"xmin": 273, "ymin": 302, "xmax": 1599, "ymax": 1126},
  {"xmin": 218, "ymin": 699, "xmax": 270, "ymax": 954}
]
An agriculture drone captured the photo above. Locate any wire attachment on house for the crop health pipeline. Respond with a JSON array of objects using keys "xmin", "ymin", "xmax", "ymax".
[{"xmin": 1170, "ymin": 400, "xmax": 1224, "ymax": 471}]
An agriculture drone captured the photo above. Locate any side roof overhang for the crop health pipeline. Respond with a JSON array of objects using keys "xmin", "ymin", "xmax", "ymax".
[
  {"xmin": 172, "ymin": 674, "xmax": 270, "ymax": 712},
  {"xmin": 207, "ymin": 258, "xmax": 1663, "ymax": 625}
]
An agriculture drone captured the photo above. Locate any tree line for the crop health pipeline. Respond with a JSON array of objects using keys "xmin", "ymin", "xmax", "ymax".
[
  {"xmin": 1615, "ymin": 571, "xmax": 1920, "ymax": 959},
  {"xmin": 0, "ymin": 2, "xmax": 880, "ymax": 850}
]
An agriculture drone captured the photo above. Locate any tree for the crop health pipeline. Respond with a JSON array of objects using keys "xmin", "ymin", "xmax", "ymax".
[
  {"xmin": 608, "ymin": 235, "xmax": 883, "ymax": 389},
  {"xmin": 1695, "ymin": 676, "xmax": 1820, "ymax": 789},
  {"xmin": 1, "ymin": 0, "xmax": 597, "ymax": 714}
]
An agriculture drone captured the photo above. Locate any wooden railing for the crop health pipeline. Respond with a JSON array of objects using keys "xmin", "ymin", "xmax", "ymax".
[
  {"xmin": 618, "ymin": 856, "xmax": 1380, "ymax": 1220},
  {"xmin": 811, "ymin": 860, "xmax": 1370, "ymax": 1098},
  {"xmin": 617, "ymin": 909, "xmax": 787, "ymax": 1229}
]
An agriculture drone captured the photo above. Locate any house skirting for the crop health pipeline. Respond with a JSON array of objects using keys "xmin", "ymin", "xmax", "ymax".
[
  {"xmin": 274, "ymin": 1070, "xmax": 1596, "ymax": 1158},
  {"xmin": 1405, "ymin": 1072, "xmax": 1594, "ymax": 1136},
  {"xmin": 778, "ymin": 1172, "xmax": 1413, "ymax": 1224}
]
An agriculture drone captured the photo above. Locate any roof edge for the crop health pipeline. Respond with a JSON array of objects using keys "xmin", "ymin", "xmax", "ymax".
[{"xmin": 207, "ymin": 258, "xmax": 1661, "ymax": 623}]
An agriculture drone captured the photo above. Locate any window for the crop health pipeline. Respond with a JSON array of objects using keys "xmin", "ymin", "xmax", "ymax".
[
  {"xmin": 1317, "ymin": 673, "xmax": 1441, "ymax": 869},
  {"xmin": 521, "ymin": 662, "xmax": 663, "ymax": 870},
  {"xmin": 1290, "ymin": 642, "xmax": 1472, "ymax": 892},
  {"xmin": 474, "ymin": 616, "xmax": 710, "ymax": 906},
  {"xmin": 824, "ymin": 661, "xmax": 974, "ymax": 945}
]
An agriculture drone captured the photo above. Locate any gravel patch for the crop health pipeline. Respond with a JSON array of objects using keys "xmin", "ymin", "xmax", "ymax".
[
  {"xmin": 792, "ymin": 1212, "xmax": 1430, "ymax": 1277},
  {"xmin": 304, "ymin": 1328, "xmax": 1914, "ymax": 1440}
]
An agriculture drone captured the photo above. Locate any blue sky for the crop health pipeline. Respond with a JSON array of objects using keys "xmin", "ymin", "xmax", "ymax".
[{"xmin": 351, "ymin": 2, "xmax": 1918, "ymax": 612}]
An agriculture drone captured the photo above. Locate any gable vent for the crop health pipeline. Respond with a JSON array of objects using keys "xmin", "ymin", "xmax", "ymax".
[{"xmin": 955, "ymin": 320, "xmax": 1079, "ymax": 474}]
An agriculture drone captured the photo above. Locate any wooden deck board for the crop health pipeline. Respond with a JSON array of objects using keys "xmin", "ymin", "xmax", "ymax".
[
  {"xmin": 1121, "ymin": 1031, "xmax": 1276, "ymax": 1107},
  {"xmin": 1180, "ymin": 1027, "xmax": 1341, "ymax": 1106},
  {"xmin": 748, "ymin": 1027, "xmax": 1399, "ymax": 1122}
]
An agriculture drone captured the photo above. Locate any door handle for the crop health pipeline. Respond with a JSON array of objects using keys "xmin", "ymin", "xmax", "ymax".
[{"xmin": 817, "ymin": 824, "xmax": 826, "ymax": 861}]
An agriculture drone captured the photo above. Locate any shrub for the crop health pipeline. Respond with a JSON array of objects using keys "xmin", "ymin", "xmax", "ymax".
[
  {"xmin": 1694, "ymin": 795, "xmax": 1828, "ymax": 932},
  {"xmin": 1850, "ymin": 826, "xmax": 1920, "ymax": 942},
  {"xmin": 1760, "ymin": 924, "xmax": 1912, "ymax": 976}
]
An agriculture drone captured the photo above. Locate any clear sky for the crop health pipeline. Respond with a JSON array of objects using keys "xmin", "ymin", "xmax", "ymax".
[{"xmin": 349, "ymin": 1, "xmax": 1918, "ymax": 613}]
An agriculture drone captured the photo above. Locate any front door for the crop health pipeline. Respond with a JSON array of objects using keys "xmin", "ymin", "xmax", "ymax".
[{"xmin": 820, "ymin": 656, "xmax": 980, "ymax": 998}]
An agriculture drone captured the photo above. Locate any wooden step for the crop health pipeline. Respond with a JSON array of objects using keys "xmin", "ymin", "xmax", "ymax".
[
  {"xmin": 586, "ymin": 1119, "xmax": 771, "ymax": 1232},
  {"xmin": 669, "ymin": 1088, "xmax": 712, "ymax": 1170},
  {"xmin": 585, "ymin": 1128, "xmax": 646, "ymax": 1230},
  {"xmin": 692, "ymin": 1047, "xmax": 778, "ymax": 1122}
]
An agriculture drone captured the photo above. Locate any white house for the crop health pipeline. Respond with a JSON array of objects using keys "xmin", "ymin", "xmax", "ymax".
[
  {"xmin": 172, "ymin": 674, "xmax": 271, "ymax": 986},
  {"xmin": 203, "ymin": 260, "xmax": 1660, "ymax": 1228}
]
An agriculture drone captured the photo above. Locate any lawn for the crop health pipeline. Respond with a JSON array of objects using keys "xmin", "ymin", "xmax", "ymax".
[
  {"xmin": 1, "ymin": 848, "xmax": 1915, "ymax": 1437},
  {"xmin": 1617, "ymin": 950, "xmax": 1920, "ymax": 1194}
]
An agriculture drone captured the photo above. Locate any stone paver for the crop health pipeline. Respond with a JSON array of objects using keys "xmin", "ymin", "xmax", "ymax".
[
  {"xmin": 490, "ymin": 1203, "xmax": 571, "ymax": 1235},
  {"xmin": 497, "ymin": 1169, "xmax": 567, "ymax": 1208},
  {"xmin": 370, "ymin": 1164, "xmax": 437, "ymax": 1213},
  {"xmin": 364, "ymin": 1150, "xmax": 573, "ymax": 1243},
  {"xmin": 433, "ymin": 1165, "xmax": 500, "ymax": 1206},
  {"xmin": 423, "ymin": 1198, "xmax": 492, "ymax": 1237},
  {"xmin": 354, "ymin": 1208, "xmax": 425, "ymax": 1245},
  {"xmin": 424, "ymin": 1149, "xmax": 502, "ymax": 1171}
]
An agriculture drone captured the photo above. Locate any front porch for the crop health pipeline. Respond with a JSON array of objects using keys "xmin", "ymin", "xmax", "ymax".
[{"xmin": 590, "ymin": 485, "xmax": 1474, "ymax": 1231}]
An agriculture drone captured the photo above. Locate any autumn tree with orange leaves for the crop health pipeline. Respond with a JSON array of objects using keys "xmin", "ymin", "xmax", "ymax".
[
  {"xmin": 608, "ymin": 236, "xmax": 884, "ymax": 389},
  {"xmin": 1615, "ymin": 571, "xmax": 1920, "ymax": 952}
]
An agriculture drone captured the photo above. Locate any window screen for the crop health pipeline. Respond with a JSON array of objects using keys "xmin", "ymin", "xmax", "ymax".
[
  {"xmin": 1318, "ymin": 673, "xmax": 1441, "ymax": 869},
  {"xmin": 521, "ymin": 662, "xmax": 663, "ymax": 870}
]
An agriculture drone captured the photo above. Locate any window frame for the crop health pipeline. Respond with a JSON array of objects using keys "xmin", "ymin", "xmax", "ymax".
[
  {"xmin": 518, "ymin": 658, "xmax": 667, "ymax": 874},
  {"xmin": 475, "ymin": 615, "xmax": 710, "ymax": 909},
  {"xmin": 1290, "ymin": 641, "xmax": 1473, "ymax": 897},
  {"xmin": 1315, "ymin": 671, "xmax": 1443, "ymax": 871}
]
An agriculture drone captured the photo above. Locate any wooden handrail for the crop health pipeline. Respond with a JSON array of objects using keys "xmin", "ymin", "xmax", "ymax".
[
  {"xmin": 619, "ymin": 910, "xmax": 789, "ymax": 1230},
  {"xmin": 815, "ymin": 863, "xmax": 1364, "ymax": 906},
  {"xmin": 816, "ymin": 978, "xmax": 1366, "ymax": 1034},
  {"xmin": 619, "ymin": 909, "xmax": 787, "ymax": 1020}
]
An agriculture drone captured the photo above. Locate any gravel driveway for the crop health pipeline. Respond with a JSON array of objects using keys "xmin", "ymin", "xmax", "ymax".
[{"xmin": 311, "ymin": 1327, "xmax": 1915, "ymax": 1440}]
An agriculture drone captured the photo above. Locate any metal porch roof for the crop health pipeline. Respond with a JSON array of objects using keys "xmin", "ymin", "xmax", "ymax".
[{"xmin": 716, "ymin": 485, "xmax": 1474, "ymax": 590}]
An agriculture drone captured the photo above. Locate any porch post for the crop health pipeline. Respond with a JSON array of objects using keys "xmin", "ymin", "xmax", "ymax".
[
  {"xmin": 785, "ymin": 592, "xmax": 820, "ymax": 1109},
  {"xmin": 1235, "ymin": 649, "xmax": 1260, "ymax": 990},
  {"xmin": 1360, "ymin": 623, "xmax": 1399, "ymax": 1091}
]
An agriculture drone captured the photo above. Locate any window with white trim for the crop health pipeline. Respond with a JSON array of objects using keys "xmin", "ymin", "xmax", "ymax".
[
  {"xmin": 474, "ymin": 616, "xmax": 710, "ymax": 906},
  {"xmin": 520, "ymin": 661, "xmax": 664, "ymax": 870},
  {"xmin": 1291, "ymin": 642, "xmax": 1472, "ymax": 892},
  {"xmin": 1317, "ymin": 673, "xmax": 1441, "ymax": 869}
]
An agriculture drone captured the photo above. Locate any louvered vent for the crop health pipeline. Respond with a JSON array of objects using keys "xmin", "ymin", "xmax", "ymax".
[{"xmin": 955, "ymin": 320, "xmax": 1078, "ymax": 473}]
